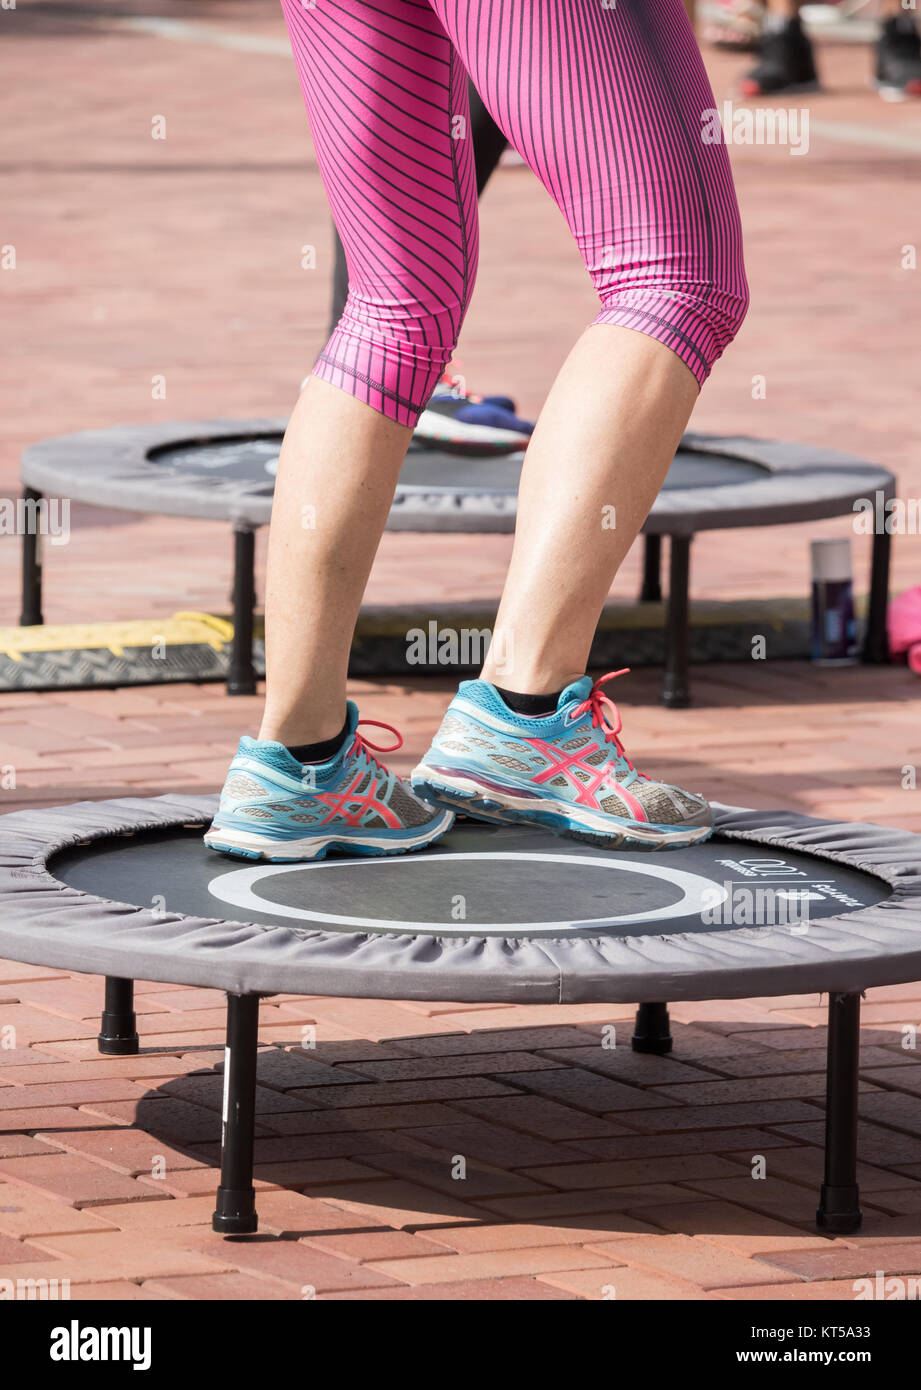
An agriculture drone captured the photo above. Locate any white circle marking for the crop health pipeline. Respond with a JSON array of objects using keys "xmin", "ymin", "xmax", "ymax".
[{"xmin": 206, "ymin": 851, "xmax": 729, "ymax": 936}]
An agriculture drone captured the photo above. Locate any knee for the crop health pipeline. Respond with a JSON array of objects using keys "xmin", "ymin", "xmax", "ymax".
[
  {"xmin": 593, "ymin": 259, "xmax": 750, "ymax": 385},
  {"xmin": 342, "ymin": 244, "xmax": 478, "ymax": 361}
]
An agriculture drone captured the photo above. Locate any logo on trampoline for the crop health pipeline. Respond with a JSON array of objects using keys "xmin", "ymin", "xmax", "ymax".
[{"xmin": 206, "ymin": 852, "xmax": 730, "ymax": 937}]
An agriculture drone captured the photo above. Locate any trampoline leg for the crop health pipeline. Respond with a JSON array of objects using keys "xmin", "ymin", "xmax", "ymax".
[
  {"xmin": 640, "ymin": 535, "xmax": 662, "ymax": 603},
  {"xmin": 97, "ymin": 977, "xmax": 139, "ymax": 1056},
  {"xmin": 632, "ymin": 1002, "xmax": 673, "ymax": 1055},
  {"xmin": 20, "ymin": 486, "xmax": 44, "ymax": 627},
  {"xmin": 662, "ymin": 534, "xmax": 691, "ymax": 709},
  {"xmin": 862, "ymin": 526, "xmax": 891, "ymax": 665},
  {"xmin": 228, "ymin": 525, "xmax": 257, "ymax": 696},
  {"xmin": 213, "ymin": 992, "xmax": 259, "ymax": 1235},
  {"xmin": 817, "ymin": 991, "xmax": 862, "ymax": 1235}
]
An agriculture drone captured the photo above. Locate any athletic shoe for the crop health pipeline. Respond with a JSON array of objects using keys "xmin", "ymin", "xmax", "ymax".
[
  {"xmin": 875, "ymin": 15, "xmax": 921, "ymax": 101},
  {"xmin": 739, "ymin": 17, "xmax": 819, "ymax": 96},
  {"xmin": 412, "ymin": 378, "xmax": 534, "ymax": 454},
  {"xmin": 205, "ymin": 703, "xmax": 453, "ymax": 861},
  {"xmin": 411, "ymin": 671, "xmax": 712, "ymax": 851}
]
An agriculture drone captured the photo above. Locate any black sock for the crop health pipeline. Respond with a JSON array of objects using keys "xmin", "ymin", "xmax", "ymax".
[
  {"xmin": 286, "ymin": 715, "xmax": 350, "ymax": 764},
  {"xmin": 493, "ymin": 684, "xmax": 565, "ymax": 717}
]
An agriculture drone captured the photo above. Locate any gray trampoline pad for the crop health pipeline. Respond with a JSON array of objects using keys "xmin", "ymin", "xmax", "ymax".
[
  {"xmin": 2, "ymin": 796, "xmax": 919, "ymax": 1003},
  {"xmin": 51, "ymin": 820, "xmax": 886, "ymax": 940},
  {"xmin": 120, "ymin": 438, "xmax": 773, "ymax": 497},
  {"xmin": 22, "ymin": 423, "xmax": 896, "ymax": 535}
]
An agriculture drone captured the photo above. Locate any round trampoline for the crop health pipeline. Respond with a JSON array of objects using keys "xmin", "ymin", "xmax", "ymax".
[
  {"xmin": 2, "ymin": 794, "xmax": 920, "ymax": 1235},
  {"xmin": 20, "ymin": 422, "xmax": 895, "ymax": 704}
]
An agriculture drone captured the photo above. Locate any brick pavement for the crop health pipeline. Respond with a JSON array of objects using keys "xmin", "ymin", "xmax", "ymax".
[{"xmin": 1, "ymin": 2, "xmax": 920, "ymax": 1301}]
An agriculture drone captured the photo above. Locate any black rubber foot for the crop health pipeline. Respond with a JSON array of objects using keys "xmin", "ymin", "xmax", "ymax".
[
  {"xmin": 817, "ymin": 1185, "xmax": 862, "ymax": 1234},
  {"xmin": 662, "ymin": 692, "xmax": 690, "ymax": 710},
  {"xmin": 226, "ymin": 678, "xmax": 257, "ymax": 697},
  {"xmin": 212, "ymin": 1188, "xmax": 258, "ymax": 1235},
  {"xmin": 631, "ymin": 1033, "xmax": 673, "ymax": 1055},
  {"xmin": 97, "ymin": 1013, "xmax": 139, "ymax": 1055}
]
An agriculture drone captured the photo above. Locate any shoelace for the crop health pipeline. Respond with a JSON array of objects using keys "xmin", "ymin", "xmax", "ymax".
[
  {"xmin": 351, "ymin": 718, "xmax": 403, "ymax": 774},
  {"xmin": 568, "ymin": 669, "xmax": 649, "ymax": 780}
]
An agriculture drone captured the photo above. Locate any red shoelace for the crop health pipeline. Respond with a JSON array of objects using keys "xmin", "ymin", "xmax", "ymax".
[
  {"xmin": 351, "ymin": 718, "xmax": 403, "ymax": 772},
  {"xmin": 568, "ymin": 669, "xmax": 648, "ymax": 779}
]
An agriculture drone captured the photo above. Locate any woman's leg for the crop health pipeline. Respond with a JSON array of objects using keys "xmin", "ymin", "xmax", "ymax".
[
  {"xmin": 432, "ymin": 0, "xmax": 748, "ymax": 695},
  {"xmin": 263, "ymin": 0, "xmax": 479, "ymax": 746},
  {"xmin": 259, "ymin": 380, "xmax": 412, "ymax": 745},
  {"xmin": 480, "ymin": 328, "xmax": 697, "ymax": 694}
]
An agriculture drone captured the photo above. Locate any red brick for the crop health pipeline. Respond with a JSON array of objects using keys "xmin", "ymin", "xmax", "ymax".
[
  {"xmin": 454, "ymin": 1095, "xmax": 628, "ymax": 1140},
  {"xmin": 576, "ymin": 1128, "xmax": 793, "ymax": 1162},
  {"xmin": 142, "ymin": 1272, "xmax": 299, "ymax": 1299},
  {"xmin": 623, "ymin": 1198, "xmax": 845, "ymax": 1256},
  {"xmin": 318, "ymin": 1276, "xmax": 578, "ymax": 1299},
  {"xmin": 343, "ymin": 1052, "xmax": 562, "ymax": 1082},
  {"xmin": 0, "ymin": 1079, "xmax": 148, "ymax": 1110},
  {"xmin": 0, "ymin": 1006, "xmax": 97, "ymax": 1046},
  {"xmin": 0, "ymin": 1182, "xmax": 119, "ymax": 1238},
  {"xmin": 45, "ymin": 1128, "xmax": 207, "ymax": 1178},
  {"xmin": 303, "ymin": 1229, "xmax": 451, "ymax": 1263},
  {"xmin": 318, "ymin": 1179, "xmax": 492, "ymax": 1229},
  {"xmin": 537, "ymin": 1266, "xmax": 710, "ymax": 1300},
  {"xmin": 718, "ymin": 1280, "xmax": 880, "ymax": 1301},
  {"xmin": 396, "ymin": 1026, "xmax": 593, "ymax": 1055},
  {"xmin": 0, "ymin": 1134, "xmax": 61, "ymax": 1159},
  {"xmin": 586, "ymin": 1233, "xmax": 791, "ymax": 1290},
  {"xmin": 479, "ymin": 1184, "xmax": 699, "ymax": 1221},
  {"xmin": 0, "ymin": 1154, "xmax": 166, "ymax": 1208},
  {"xmin": 0, "ymin": 1106, "xmax": 129, "ymax": 1134},
  {"xmin": 419, "ymin": 1213, "xmax": 657, "ymax": 1253},
  {"xmin": 286, "ymin": 1078, "xmax": 519, "ymax": 1108},
  {"xmin": 70, "ymin": 1280, "xmax": 173, "ymax": 1300},
  {"xmin": 15, "ymin": 1233, "xmax": 232, "ymax": 1283},
  {"xmin": 492, "ymin": 1067, "xmax": 672, "ymax": 1115},
  {"xmin": 753, "ymin": 1243, "xmax": 921, "ymax": 1283},
  {"xmin": 175, "ymin": 1230, "xmax": 400, "ymax": 1294},
  {"xmin": 366, "ymin": 1244, "xmax": 614, "ymax": 1286},
  {"xmin": 522, "ymin": 1154, "xmax": 741, "ymax": 1190},
  {"xmin": 618, "ymin": 1100, "xmax": 823, "ymax": 1133}
]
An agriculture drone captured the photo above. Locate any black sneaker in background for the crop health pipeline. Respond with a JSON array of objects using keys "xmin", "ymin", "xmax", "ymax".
[
  {"xmin": 740, "ymin": 16, "xmax": 819, "ymax": 97},
  {"xmin": 875, "ymin": 14, "xmax": 921, "ymax": 102}
]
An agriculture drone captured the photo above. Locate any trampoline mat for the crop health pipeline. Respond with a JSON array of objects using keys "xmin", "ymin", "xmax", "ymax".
[
  {"xmin": 52, "ymin": 819, "xmax": 887, "ymax": 941},
  {"xmin": 147, "ymin": 437, "xmax": 766, "ymax": 497},
  {"xmin": 148, "ymin": 434, "xmax": 282, "ymax": 487}
]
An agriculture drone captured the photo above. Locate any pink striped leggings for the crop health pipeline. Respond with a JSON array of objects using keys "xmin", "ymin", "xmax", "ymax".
[{"xmin": 281, "ymin": 0, "xmax": 749, "ymax": 425}]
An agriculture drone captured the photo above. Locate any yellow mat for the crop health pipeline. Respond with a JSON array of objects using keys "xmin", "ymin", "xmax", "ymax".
[{"xmin": 0, "ymin": 612, "xmax": 234, "ymax": 662}]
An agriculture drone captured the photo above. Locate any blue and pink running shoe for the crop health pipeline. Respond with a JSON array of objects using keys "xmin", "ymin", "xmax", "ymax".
[
  {"xmin": 411, "ymin": 671, "xmax": 712, "ymax": 851},
  {"xmin": 205, "ymin": 702, "xmax": 453, "ymax": 861}
]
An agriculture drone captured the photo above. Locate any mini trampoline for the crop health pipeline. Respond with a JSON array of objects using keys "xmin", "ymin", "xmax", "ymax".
[
  {"xmin": 2, "ymin": 795, "xmax": 920, "ymax": 1236},
  {"xmin": 20, "ymin": 422, "xmax": 894, "ymax": 705}
]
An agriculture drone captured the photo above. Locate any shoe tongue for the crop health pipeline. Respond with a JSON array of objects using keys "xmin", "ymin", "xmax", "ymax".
[{"xmin": 558, "ymin": 676, "xmax": 593, "ymax": 709}]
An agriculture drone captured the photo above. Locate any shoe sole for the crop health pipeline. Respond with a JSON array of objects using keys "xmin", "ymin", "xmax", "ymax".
[
  {"xmin": 203, "ymin": 807, "xmax": 455, "ymax": 863},
  {"xmin": 736, "ymin": 79, "xmax": 820, "ymax": 97},
  {"xmin": 411, "ymin": 766, "xmax": 713, "ymax": 852},
  {"xmin": 872, "ymin": 77, "xmax": 921, "ymax": 102}
]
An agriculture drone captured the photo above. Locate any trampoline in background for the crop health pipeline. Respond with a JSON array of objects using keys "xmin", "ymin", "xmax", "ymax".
[
  {"xmin": 20, "ymin": 423, "xmax": 895, "ymax": 705},
  {"xmin": 2, "ymin": 794, "xmax": 920, "ymax": 1236}
]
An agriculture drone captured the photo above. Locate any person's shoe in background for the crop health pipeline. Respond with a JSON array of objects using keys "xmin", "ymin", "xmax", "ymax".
[
  {"xmin": 739, "ymin": 14, "xmax": 819, "ymax": 96},
  {"xmin": 875, "ymin": 12, "xmax": 921, "ymax": 101}
]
